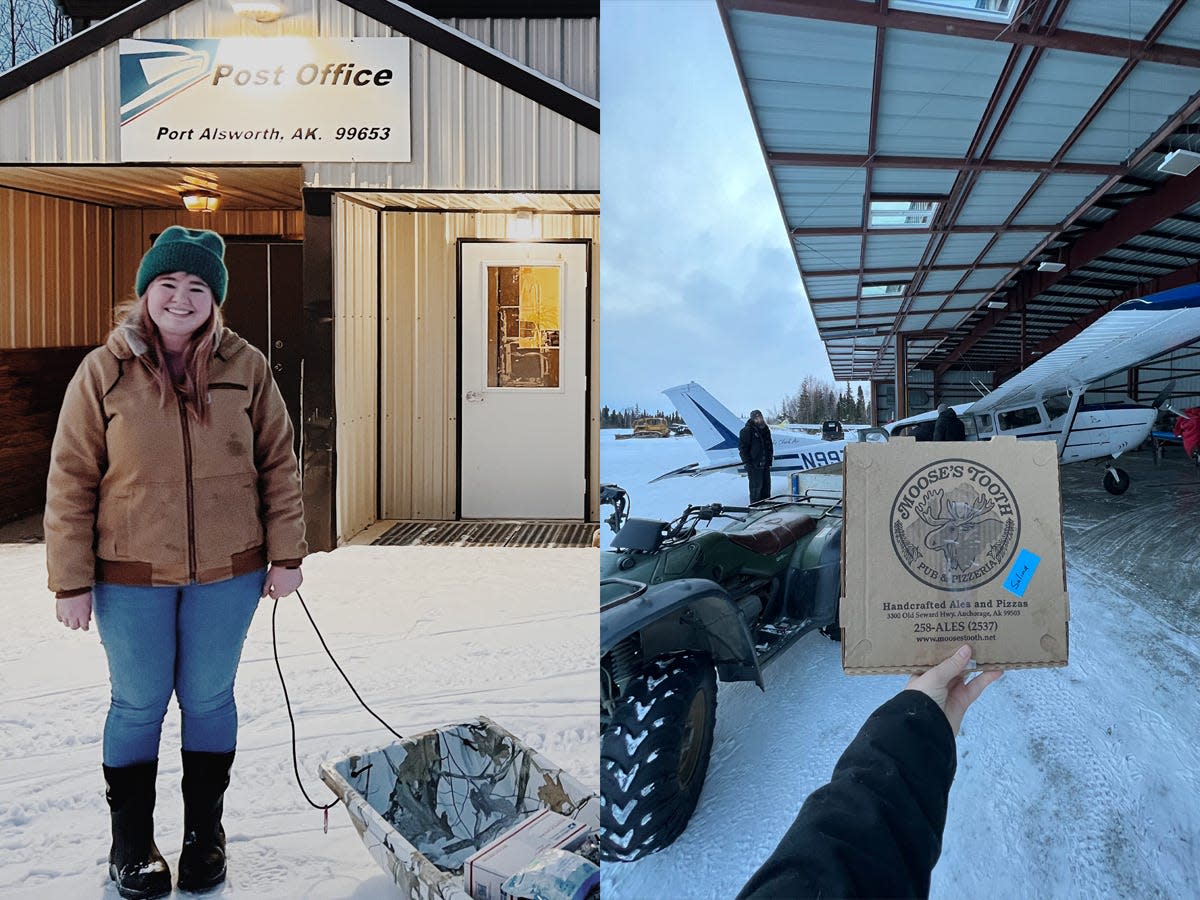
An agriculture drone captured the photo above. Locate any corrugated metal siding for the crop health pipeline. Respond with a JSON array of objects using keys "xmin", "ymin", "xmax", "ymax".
[
  {"xmin": 990, "ymin": 50, "xmax": 1125, "ymax": 161},
  {"xmin": 918, "ymin": 270, "xmax": 970, "ymax": 292},
  {"xmin": 777, "ymin": 167, "xmax": 865, "ymax": 228},
  {"xmin": 1064, "ymin": 61, "xmax": 1200, "ymax": 165},
  {"xmin": 876, "ymin": 30, "xmax": 1009, "ymax": 158},
  {"xmin": 111, "ymin": 209, "xmax": 304, "ymax": 307},
  {"xmin": 730, "ymin": 11, "xmax": 874, "ymax": 154},
  {"xmin": 1161, "ymin": 5, "xmax": 1200, "ymax": 49},
  {"xmin": 981, "ymin": 231, "xmax": 1048, "ymax": 265},
  {"xmin": 804, "ymin": 274, "xmax": 863, "ymax": 296},
  {"xmin": 0, "ymin": 188, "xmax": 112, "ymax": 349},
  {"xmin": 0, "ymin": 0, "xmax": 598, "ymax": 191},
  {"xmin": 333, "ymin": 196, "xmax": 379, "ymax": 542},
  {"xmin": 937, "ymin": 232, "xmax": 994, "ymax": 266},
  {"xmin": 864, "ymin": 234, "xmax": 932, "ymax": 270},
  {"xmin": 870, "ymin": 167, "xmax": 957, "ymax": 195},
  {"xmin": 956, "ymin": 172, "xmax": 1040, "ymax": 226},
  {"xmin": 794, "ymin": 236, "xmax": 863, "ymax": 274},
  {"xmin": 379, "ymin": 210, "xmax": 598, "ymax": 521},
  {"xmin": 1058, "ymin": 0, "xmax": 1166, "ymax": 40},
  {"xmin": 443, "ymin": 17, "xmax": 598, "ymax": 99}
]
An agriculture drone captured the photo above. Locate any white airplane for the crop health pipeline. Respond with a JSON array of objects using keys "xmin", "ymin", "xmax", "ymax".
[
  {"xmin": 652, "ymin": 382, "xmax": 886, "ymax": 482},
  {"xmin": 886, "ymin": 281, "xmax": 1200, "ymax": 495}
]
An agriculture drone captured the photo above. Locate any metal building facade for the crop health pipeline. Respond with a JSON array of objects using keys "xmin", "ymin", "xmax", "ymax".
[
  {"xmin": 0, "ymin": 187, "xmax": 112, "ymax": 348},
  {"xmin": 378, "ymin": 208, "xmax": 599, "ymax": 523},
  {"xmin": 333, "ymin": 196, "xmax": 380, "ymax": 541},
  {"xmin": 0, "ymin": 0, "xmax": 599, "ymax": 542},
  {"xmin": 0, "ymin": 1, "xmax": 598, "ymax": 194}
]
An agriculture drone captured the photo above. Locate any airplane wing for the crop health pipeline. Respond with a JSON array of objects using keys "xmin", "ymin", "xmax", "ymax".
[
  {"xmin": 970, "ymin": 282, "xmax": 1200, "ymax": 414},
  {"xmin": 650, "ymin": 460, "xmax": 744, "ymax": 482}
]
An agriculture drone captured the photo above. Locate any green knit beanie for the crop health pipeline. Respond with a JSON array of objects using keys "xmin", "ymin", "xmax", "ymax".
[{"xmin": 135, "ymin": 226, "xmax": 228, "ymax": 305}]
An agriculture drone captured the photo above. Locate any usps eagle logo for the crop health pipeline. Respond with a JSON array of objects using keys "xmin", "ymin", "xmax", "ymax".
[
  {"xmin": 119, "ymin": 39, "xmax": 220, "ymax": 126},
  {"xmin": 889, "ymin": 459, "xmax": 1020, "ymax": 592}
]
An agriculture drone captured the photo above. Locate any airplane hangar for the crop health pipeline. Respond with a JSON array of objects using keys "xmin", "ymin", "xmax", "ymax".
[{"xmin": 720, "ymin": 0, "xmax": 1200, "ymax": 428}]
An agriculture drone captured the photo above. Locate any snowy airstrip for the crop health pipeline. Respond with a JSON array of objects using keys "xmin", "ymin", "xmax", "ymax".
[
  {"xmin": 600, "ymin": 430, "xmax": 1200, "ymax": 900},
  {"xmin": 0, "ymin": 543, "xmax": 598, "ymax": 898}
]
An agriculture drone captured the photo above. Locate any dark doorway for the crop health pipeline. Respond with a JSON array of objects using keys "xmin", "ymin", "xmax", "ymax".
[{"xmin": 212, "ymin": 241, "xmax": 304, "ymax": 452}]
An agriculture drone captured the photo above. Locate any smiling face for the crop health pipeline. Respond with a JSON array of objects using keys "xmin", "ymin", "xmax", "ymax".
[{"xmin": 145, "ymin": 272, "xmax": 215, "ymax": 351}]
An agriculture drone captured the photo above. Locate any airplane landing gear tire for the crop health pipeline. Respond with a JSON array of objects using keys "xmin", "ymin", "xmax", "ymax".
[{"xmin": 1103, "ymin": 467, "xmax": 1130, "ymax": 495}]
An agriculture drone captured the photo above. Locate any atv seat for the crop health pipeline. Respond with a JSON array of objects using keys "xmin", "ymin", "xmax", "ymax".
[{"xmin": 725, "ymin": 509, "xmax": 816, "ymax": 557}]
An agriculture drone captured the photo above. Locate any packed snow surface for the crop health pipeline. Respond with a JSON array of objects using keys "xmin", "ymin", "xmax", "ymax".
[
  {"xmin": 599, "ymin": 430, "xmax": 1200, "ymax": 900},
  {"xmin": 0, "ymin": 544, "xmax": 598, "ymax": 898}
]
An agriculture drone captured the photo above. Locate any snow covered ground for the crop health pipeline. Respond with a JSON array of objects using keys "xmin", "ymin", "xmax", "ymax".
[
  {"xmin": 599, "ymin": 430, "xmax": 1200, "ymax": 900},
  {"xmin": 0, "ymin": 543, "xmax": 598, "ymax": 898}
]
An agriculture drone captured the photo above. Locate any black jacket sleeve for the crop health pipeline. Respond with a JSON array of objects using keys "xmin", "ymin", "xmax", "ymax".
[
  {"xmin": 738, "ymin": 690, "xmax": 957, "ymax": 900},
  {"xmin": 739, "ymin": 425, "xmax": 752, "ymax": 466},
  {"xmin": 764, "ymin": 427, "xmax": 773, "ymax": 468},
  {"xmin": 932, "ymin": 411, "xmax": 949, "ymax": 442}
]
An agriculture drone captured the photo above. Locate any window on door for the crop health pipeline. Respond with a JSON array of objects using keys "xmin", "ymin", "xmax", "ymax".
[{"xmin": 487, "ymin": 265, "xmax": 561, "ymax": 389}]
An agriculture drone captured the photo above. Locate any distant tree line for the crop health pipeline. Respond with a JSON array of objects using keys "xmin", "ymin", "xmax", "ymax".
[
  {"xmin": 2, "ymin": 0, "xmax": 68, "ymax": 70},
  {"xmin": 775, "ymin": 377, "xmax": 870, "ymax": 425},
  {"xmin": 600, "ymin": 406, "xmax": 685, "ymax": 429}
]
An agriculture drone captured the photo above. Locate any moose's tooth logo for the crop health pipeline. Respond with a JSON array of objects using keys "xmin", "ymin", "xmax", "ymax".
[{"xmin": 889, "ymin": 460, "xmax": 1020, "ymax": 592}]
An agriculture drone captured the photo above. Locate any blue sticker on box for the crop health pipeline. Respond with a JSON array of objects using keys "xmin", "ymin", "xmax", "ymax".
[{"xmin": 1003, "ymin": 548, "xmax": 1040, "ymax": 598}]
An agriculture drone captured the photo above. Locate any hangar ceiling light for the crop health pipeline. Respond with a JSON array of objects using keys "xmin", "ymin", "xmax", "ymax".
[{"xmin": 1157, "ymin": 149, "xmax": 1200, "ymax": 177}]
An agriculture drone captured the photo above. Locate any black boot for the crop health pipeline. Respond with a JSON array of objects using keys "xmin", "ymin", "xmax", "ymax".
[
  {"xmin": 177, "ymin": 749, "xmax": 235, "ymax": 892},
  {"xmin": 102, "ymin": 761, "xmax": 172, "ymax": 900}
]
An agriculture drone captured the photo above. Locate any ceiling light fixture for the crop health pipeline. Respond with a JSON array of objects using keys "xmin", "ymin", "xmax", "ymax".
[
  {"xmin": 506, "ymin": 208, "xmax": 541, "ymax": 240},
  {"xmin": 1038, "ymin": 260, "xmax": 1066, "ymax": 272},
  {"xmin": 231, "ymin": 1, "xmax": 283, "ymax": 23},
  {"xmin": 181, "ymin": 189, "xmax": 221, "ymax": 213},
  {"xmin": 986, "ymin": 300, "xmax": 1007, "ymax": 309},
  {"xmin": 1157, "ymin": 148, "xmax": 1200, "ymax": 177}
]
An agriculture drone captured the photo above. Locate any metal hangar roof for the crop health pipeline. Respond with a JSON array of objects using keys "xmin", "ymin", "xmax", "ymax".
[{"xmin": 720, "ymin": 0, "xmax": 1200, "ymax": 387}]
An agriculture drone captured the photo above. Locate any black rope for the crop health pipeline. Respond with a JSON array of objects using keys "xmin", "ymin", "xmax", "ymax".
[{"xmin": 271, "ymin": 588, "xmax": 405, "ymax": 811}]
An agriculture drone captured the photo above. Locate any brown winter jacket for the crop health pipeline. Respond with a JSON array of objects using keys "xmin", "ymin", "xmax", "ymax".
[{"xmin": 45, "ymin": 322, "xmax": 307, "ymax": 597}]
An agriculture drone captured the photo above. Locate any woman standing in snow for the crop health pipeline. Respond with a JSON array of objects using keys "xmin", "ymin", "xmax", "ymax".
[{"xmin": 44, "ymin": 226, "xmax": 307, "ymax": 899}]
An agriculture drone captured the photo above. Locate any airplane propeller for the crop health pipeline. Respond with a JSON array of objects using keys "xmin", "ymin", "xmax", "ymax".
[{"xmin": 1152, "ymin": 381, "xmax": 1190, "ymax": 420}]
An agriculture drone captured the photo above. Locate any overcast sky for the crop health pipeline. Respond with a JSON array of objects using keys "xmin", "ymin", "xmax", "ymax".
[{"xmin": 600, "ymin": 0, "xmax": 845, "ymax": 419}]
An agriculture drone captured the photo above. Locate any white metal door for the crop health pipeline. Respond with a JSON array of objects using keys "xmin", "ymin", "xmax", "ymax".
[{"xmin": 460, "ymin": 242, "xmax": 587, "ymax": 519}]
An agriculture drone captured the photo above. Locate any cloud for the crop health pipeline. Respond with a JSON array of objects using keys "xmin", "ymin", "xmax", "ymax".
[{"xmin": 600, "ymin": 0, "xmax": 836, "ymax": 413}]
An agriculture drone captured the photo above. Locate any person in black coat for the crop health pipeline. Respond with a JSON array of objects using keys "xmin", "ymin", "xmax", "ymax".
[
  {"xmin": 739, "ymin": 409, "xmax": 774, "ymax": 503},
  {"xmin": 738, "ymin": 645, "xmax": 1003, "ymax": 900},
  {"xmin": 933, "ymin": 403, "xmax": 967, "ymax": 441},
  {"xmin": 913, "ymin": 419, "xmax": 935, "ymax": 442}
]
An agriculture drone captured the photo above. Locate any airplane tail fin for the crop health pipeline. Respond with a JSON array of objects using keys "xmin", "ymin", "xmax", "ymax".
[{"xmin": 663, "ymin": 382, "xmax": 745, "ymax": 460}]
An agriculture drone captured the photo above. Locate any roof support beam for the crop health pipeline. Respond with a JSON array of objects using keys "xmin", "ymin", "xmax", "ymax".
[
  {"xmin": 994, "ymin": 258, "xmax": 1200, "ymax": 380},
  {"xmin": 792, "ymin": 223, "xmax": 1054, "ymax": 237},
  {"xmin": 854, "ymin": 23, "xmax": 888, "ymax": 331},
  {"xmin": 808, "ymin": 262, "xmax": 1017, "ymax": 279},
  {"xmin": 724, "ymin": 0, "xmax": 1200, "ymax": 68},
  {"xmin": 768, "ymin": 152, "xmax": 1122, "ymax": 176},
  {"xmin": 936, "ymin": 155, "xmax": 1200, "ymax": 377},
  {"xmin": 918, "ymin": 0, "xmax": 1190, "ymax": 375}
]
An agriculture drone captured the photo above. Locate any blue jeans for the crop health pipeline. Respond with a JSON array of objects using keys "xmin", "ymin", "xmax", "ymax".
[{"xmin": 93, "ymin": 570, "xmax": 264, "ymax": 767}]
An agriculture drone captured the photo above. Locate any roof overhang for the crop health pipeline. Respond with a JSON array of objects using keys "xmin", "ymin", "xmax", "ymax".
[
  {"xmin": 7, "ymin": 0, "xmax": 598, "ymax": 131},
  {"xmin": 720, "ymin": 0, "xmax": 1200, "ymax": 382}
]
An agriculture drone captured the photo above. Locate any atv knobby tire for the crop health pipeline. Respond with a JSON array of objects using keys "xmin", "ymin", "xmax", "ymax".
[{"xmin": 600, "ymin": 654, "xmax": 717, "ymax": 862}]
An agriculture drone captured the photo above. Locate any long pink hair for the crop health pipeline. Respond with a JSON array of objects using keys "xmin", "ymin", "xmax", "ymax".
[{"xmin": 111, "ymin": 296, "xmax": 225, "ymax": 425}]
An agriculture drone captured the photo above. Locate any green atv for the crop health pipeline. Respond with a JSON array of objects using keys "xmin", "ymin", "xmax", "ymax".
[{"xmin": 599, "ymin": 487, "xmax": 843, "ymax": 862}]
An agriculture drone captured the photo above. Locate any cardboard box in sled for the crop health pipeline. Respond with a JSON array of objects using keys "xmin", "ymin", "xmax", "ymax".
[{"xmin": 319, "ymin": 717, "xmax": 599, "ymax": 899}]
